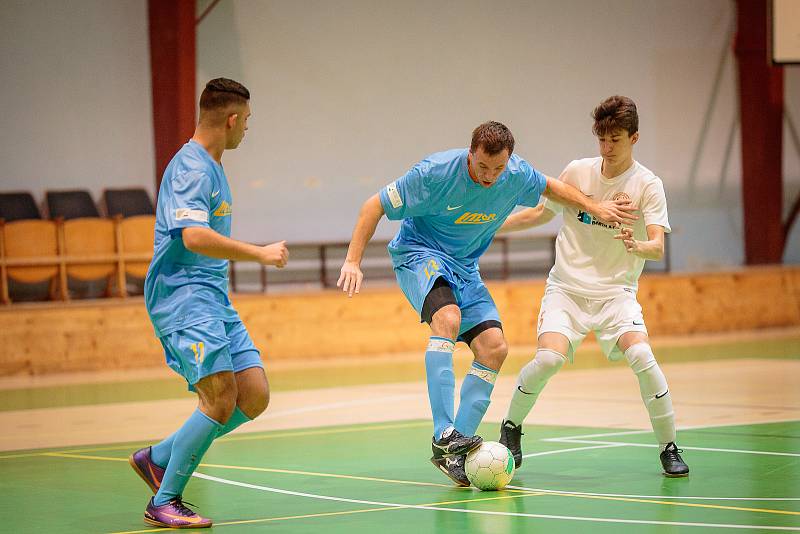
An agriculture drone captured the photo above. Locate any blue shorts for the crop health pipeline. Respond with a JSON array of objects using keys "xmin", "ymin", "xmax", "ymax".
[
  {"xmin": 159, "ymin": 319, "xmax": 263, "ymax": 391},
  {"xmin": 394, "ymin": 253, "xmax": 500, "ymax": 341}
]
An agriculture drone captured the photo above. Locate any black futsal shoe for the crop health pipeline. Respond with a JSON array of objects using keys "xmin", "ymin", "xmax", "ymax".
[
  {"xmin": 660, "ymin": 442, "xmax": 690, "ymax": 477},
  {"xmin": 499, "ymin": 419, "xmax": 524, "ymax": 468},
  {"xmin": 431, "ymin": 428, "xmax": 483, "ymax": 460},
  {"xmin": 430, "ymin": 454, "xmax": 470, "ymax": 487}
]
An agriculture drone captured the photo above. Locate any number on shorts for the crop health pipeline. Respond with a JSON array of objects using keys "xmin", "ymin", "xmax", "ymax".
[
  {"xmin": 424, "ymin": 259, "xmax": 440, "ymax": 280},
  {"xmin": 190, "ymin": 342, "xmax": 205, "ymax": 364}
]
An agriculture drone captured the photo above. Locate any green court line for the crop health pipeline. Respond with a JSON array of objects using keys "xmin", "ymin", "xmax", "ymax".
[
  {"xmin": 109, "ymin": 491, "xmax": 547, "ymax": 534},
  {"xmin": 3, "ymin": 334, "xmax": 797, "ymax": 412},
  {"xmin": 45, "ymin": 449, "xmax": 800, "ymax": 517},
  {"xmin": 0, "ymin": 420, "xmax": 431, "ymax": 459}
]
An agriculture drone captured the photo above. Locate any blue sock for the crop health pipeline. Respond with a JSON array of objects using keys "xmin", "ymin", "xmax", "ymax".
[
  {"xmin": 454, "ymin": 361, "xmax": 498, "ymax": 436},
  {"xmin": 217, "ymin": 406, "xmax": 251, "ymax": 438},
  {"xmin": 150, "ymin": 407, "xmax": 251, "ymax": 467},
  {"xmin": 425, "ymin": 337, "xmax": 456, "ymax": 440},
  {"xmin": 153, "ymin": 409, "xmax": 223, "ymax": 506}
]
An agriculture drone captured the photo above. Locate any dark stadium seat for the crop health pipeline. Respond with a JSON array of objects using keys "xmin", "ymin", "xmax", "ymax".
[
  {"xmin": 103, "ymin": 188, "xmax": 155, "ymax": 217},
  {"xmin": 0, "ymin": 192, "xmax": 41, "ymax": 221},
  {"xmin": 46, "ymin": 189, "xmax": 99, "ymax": 220}
]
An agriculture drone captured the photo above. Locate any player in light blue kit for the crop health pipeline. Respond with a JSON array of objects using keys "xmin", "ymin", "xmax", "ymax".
[
  {"xmin": 128, "ymin": 78, "xmax": 289, "ymax": 529},
  {"xmin": 338, "ymin": 122, "xmax": 637, "ymax": 485}
]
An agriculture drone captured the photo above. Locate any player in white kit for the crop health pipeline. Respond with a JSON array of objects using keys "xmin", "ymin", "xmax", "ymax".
[{"xmin": 498, "ymin": 95, "xmax": 689, "ymax": 477}]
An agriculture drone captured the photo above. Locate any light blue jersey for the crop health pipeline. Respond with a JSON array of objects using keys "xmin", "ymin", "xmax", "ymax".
[
  {"xmin": 145, "ymin": 140, "xmax": 240, "ymax": 337},
  {"xmin": 379, "ymin": 148, "xmax": 547, "ymax": 278}
]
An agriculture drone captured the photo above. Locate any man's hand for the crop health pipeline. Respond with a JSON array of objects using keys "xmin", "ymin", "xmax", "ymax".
[
  {"xmin": 257, "ymin": 241, "xmax": 289, "ymax": 268},
  {"xmin": 614, "ymin": 227, "xmax": 639, "ymax": 253},
  {"xmin": 590, "ymin": 199, "xmax": 638, "ymax": 226},
  {"xmin": 337, "ymin": 260, "xmax": 363, "ymax": 297}
]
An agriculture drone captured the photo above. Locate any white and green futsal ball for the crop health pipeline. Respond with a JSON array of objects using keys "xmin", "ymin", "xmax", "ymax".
[{"xmin": 464, "ymin": 441, "xmax": 515, "ymax": 490}]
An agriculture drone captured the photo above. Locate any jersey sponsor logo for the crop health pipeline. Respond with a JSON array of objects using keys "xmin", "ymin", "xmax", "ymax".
[
  {"xmin": 447, "ymin": 204, "xmax": 464, "ymax": 211},
  {"xmin": 174, "ymin": 208, "xmax": 209, "ymax": 222},
  {"xmin": 454, "ymin": 212, "xmax": 497, "ymax": 224},
  {"xmin": 612, "ymin": 191, "xmax": 631, "ymax": 202},
  {"xmin": 576, "ymin": 210, "xmax": 616, "ymax": 230},
  {"xmin": 213, "ymin": 201, "xmax": 232, "ymax": 217},
  {"xmin": 211, "ymin": 190, "xmax": 221, "ymax": 198},
  {"xmin": 386, "ymin": 181, "xmax": 403, "ymax": 208}
]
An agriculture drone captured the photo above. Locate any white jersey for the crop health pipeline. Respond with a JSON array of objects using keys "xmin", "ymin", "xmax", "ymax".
[{"xmin": 544, "ymin": 157, "xmax": 670, "ymax": 299}]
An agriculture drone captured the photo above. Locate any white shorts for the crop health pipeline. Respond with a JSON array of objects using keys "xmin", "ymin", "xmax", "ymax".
[{"xmin": 537, "ymin": 286, "xmax": 648, "ymax": 362}]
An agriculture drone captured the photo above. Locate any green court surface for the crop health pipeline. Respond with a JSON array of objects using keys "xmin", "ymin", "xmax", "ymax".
[{"xmin": 2, "ymin": 419, "xmax": 798, "ymax": 533}]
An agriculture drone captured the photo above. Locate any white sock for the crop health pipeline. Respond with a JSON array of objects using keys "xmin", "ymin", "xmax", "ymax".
[
  {"xmin": 505, "ymin": 349, "xmax": 565, "ymax": 425},
  {"xmin": 625, "ymin": 343, "xmax": 676, "ymax": 446}
]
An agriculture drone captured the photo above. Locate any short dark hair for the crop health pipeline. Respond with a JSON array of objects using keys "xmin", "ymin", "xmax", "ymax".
[
  {"xmin": 199, "ymin": 78, "xmax": 250, "ymax": 111},
  {"xmin": 470, "ymin": 121, "xmax": 515, "ymax": 156},
  {"xmin": 592, "ymin": 95, "xmax": 638, "ymax": 136}
]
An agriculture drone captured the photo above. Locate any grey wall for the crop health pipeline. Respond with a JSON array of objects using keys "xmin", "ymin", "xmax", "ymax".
[
  {"xmin": 0, "ymin": 0, "xmax": 154, "ymax": 207},
  {"xmin": 2, "ymin": 0, "xmax": 799, "ymax": 270}
]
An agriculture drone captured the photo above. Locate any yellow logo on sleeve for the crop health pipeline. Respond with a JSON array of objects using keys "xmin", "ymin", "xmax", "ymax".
[
  {"xmin": 454, "ymin": 212, "xmax": 496, "ymax": 224},
  {"xmin": 213, "ymin": 201, "xmax": 232, "ymax": 217}
]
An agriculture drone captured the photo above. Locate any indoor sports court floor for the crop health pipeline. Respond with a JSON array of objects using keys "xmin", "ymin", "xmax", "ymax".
[{"xmin": 2, "ymin": 329, "xmax": 799, "ymax": 533}]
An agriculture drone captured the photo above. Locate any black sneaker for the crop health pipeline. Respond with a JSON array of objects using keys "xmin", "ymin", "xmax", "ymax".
[
  {"xmin": 430, "ymin": 454, "xmax": 470, "ymax": 486},
  {"xmin": 660, "ymin": 442, "xmax": 689, "ymax": 477},
  {"xmin": 431, "ymin": 428, "xmax": 483, "ymax": 460},
  {"xmin": 499, "ymin": 420, "xmax": 524, "ymax": 468}
]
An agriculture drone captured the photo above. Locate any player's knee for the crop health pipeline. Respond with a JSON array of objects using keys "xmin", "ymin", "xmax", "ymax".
[
  {"xmin": 430, "ymin": 305, "xmax": 461, "ymax": 339},
  {"xmin": 240, "ymin": 384, "xmax": 270, "ymax": 419},
  {"xmin": 206, "ymin": 388, "xmax": 238, "ymax": 424},
  {"xmin": 481, "ymin": 337, "xmax": 508, "ymax": 369},
  {"xmin": 536, "ymin": 348, "xmax": 566, "ymax": 373},
  {"xmin": 624, "ymin": 343, "xmax": 657, "ymax": 374}
]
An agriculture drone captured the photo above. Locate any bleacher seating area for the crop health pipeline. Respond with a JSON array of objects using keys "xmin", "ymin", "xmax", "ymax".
[
  {"xmin": 0, "ymin": 188, "xmax": 155, "ymax": 303},
  {"xmin": 1, "ymin": 187, "xmax": 670, "ymax": 304}
]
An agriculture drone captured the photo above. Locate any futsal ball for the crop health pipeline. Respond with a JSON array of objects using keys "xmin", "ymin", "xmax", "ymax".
[{"xmin": 464, "ymin": 441, "xmax": 515, "ymax": 490}]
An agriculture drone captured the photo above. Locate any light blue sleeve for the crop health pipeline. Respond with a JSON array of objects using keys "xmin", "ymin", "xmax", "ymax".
[
  {"xmin": 164, "ymin": 170, "xmax": 213, "ymax": 233},
  {"xmin": 517, "ymin": 161, "xmax": 548, "ymax": 207},
  {"xmin": 379, "ymin": 161, "xmax": 439, "ymax": 220}
]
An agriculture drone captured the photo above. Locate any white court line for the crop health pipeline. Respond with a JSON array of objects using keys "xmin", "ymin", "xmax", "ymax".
[
  {"xmin": 549, "ymin": 438, "xmax": 800, "ymax": 458},
  {"xmin": 522, "ymin": 443, "xmax": 626, "ymax": 458},
  {"xmin": 193, "ymin": 472, "xmax": 800, "ymax": 531},
  {"xmin": 541, "ymin": 418, "xmax": 800, "ymax": 442},
  {"xmin": 506, "ymin": 485, "xmax": 800, "ymax": 502}
]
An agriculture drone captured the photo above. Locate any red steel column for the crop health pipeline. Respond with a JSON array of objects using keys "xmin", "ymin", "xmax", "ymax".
[
  {"xmin": 148, "ymin": 0, "xmax": 196, "ymax": 190},
  {"xmin": 734, "ymin": 0, "xmax": 784, "ymax": 263}
]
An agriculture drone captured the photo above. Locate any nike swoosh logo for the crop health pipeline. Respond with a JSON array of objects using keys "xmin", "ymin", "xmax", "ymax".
[
  {"xmin": 655, "ymin": 389, "xmax": 669, "ymax": 399},
  {"xmin": 162, "ymin": 512, "xmax": 204, "ymax": 524},
  {"xmin": 447, "ymin": 205, "xmax": 463, "ymax": 211},
  {"xmin": 211, "ymin": 190, "xmax": 220, "ymax": 197},
  {"xmin": 633, "ymin": 320, "xmax": 644, "ymax": 325}
]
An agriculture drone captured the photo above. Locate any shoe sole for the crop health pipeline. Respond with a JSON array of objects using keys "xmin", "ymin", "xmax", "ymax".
[
  {"xmin": 429, "ymin": 458, "xmax": 470, "ymax": 487},
  {"xmin": 129, "ymin": 454, "xmax": 159, "ymax": 494},
  {"xmin": 144, "ymin": 516, "xmax": 212, "ymax": 529},
  {"xmin": 663, "ymin": 471, "xmax": 689, "ymax": 478}
]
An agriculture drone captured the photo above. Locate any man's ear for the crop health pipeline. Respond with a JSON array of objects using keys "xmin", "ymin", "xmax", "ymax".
[
  {"xmin": 631, "ymin": 132, "xmax": 639, "ymax": 145},
  {"xmin": 227, "ymin": 113, "xmax": 239, "ymax": 129}
]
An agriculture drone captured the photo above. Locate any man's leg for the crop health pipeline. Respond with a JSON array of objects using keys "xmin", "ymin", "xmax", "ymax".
[
  {"xmin": 618, "ymin": 332, "xmax": 688, "ymax": 477},
  {"xmin": 500, "ymin": 332, "xmax": 569, "ymax": 467},
  {"xmin": 453, "ymin": 325, "xmax": 506, "ymax": 437},
  {"xmin": 218, "ymin": 366, "xmax": 270, "ymax": 437}
]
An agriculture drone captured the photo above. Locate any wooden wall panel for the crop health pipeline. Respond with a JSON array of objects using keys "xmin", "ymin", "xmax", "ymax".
[{"xmin": 0, "ymin": 267, "xmax": 797, "ymax": 376}]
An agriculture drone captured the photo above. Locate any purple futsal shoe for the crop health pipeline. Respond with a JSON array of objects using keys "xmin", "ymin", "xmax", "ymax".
[
  {"xmin": 129, "ymin": 446, "xmax": 165, "ymax": 494},
  {"xmin": 144, "ymin": 497, "xmax": 212, "ymax": 529}
]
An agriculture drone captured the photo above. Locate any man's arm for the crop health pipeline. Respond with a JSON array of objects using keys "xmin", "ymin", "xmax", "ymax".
[
  {"xmin": 497, "ymin": 204, "xmax": 557, "ymax": 234},
  {"xmin": 543, "ymin": 176, "xmax": 638, "ymax": 226},
  {"xmin": 614, "ymin": 224, "xmax": 665, "ymax": 260},
  {"xmin": 183, "ymin": 227, "xmax": 288, "ymax": 267},
  {"xmin": 337, "ymin": 193, "xmax": 385, "ymax": 297}
]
